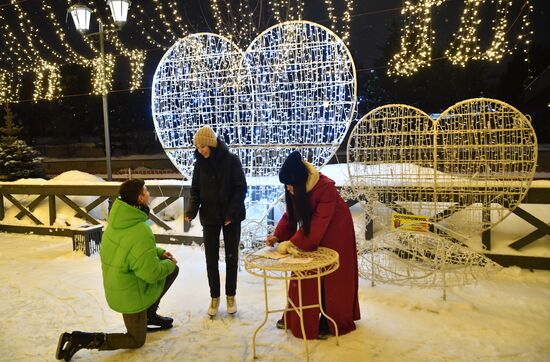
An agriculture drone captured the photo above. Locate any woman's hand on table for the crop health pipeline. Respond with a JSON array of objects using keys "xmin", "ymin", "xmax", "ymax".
[
  {"xmin": 266, "ymin": 235, "xmax": 279, "ymax": 247},
  {"xmin": 276, "ymin": 240, "xmax": 299, "ymax": 256}
]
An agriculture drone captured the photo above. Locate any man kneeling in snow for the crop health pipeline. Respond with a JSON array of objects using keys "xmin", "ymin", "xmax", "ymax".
[{"xmin": 56, "ymin": 179, "xmax": 179, "ymax": 361}]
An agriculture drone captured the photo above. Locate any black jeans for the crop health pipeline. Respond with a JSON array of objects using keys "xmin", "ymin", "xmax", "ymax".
[
  {"xmin": 100, "ymin": 265, "xmax": 179, "ymax": 350},
  {"xmin": 203, "ymin": 222, "xmax": 241, "ymax": 298}
]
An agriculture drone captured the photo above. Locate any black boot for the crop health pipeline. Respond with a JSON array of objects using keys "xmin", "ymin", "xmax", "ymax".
[
  {"xmin": 56, "ymin": 331, "xmax": 105, "ymax": 361},
  {"xmin": 147, "ymin": 309, "xmax": 173, "ymax": 331}
]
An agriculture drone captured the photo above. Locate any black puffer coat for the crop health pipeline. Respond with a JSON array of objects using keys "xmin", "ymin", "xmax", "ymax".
[{"xmin": 185, "ymin": 138, "xmax": 247, "ymax": 226}]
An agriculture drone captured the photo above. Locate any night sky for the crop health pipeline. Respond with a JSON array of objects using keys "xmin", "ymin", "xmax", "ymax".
[{"xmin": 1, "ymin": 0, "xmax": 549, "ymax": 154}]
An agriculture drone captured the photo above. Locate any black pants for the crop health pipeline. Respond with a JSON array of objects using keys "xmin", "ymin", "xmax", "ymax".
[
  {"xmin": 203, "ymin": 222, "xmax": 241, "ymax": 298},
  {"xmin": 101, "ymin": 265, "xmax": 179, "ymax": 350}
]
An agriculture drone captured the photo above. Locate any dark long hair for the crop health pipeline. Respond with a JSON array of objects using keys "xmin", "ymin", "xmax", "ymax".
[{"xmin": 285, "ymin": 182, "xmax": 311, "ymax": 236}]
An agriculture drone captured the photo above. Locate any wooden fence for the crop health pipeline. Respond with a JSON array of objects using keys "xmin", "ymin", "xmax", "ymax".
[{"xmin": 0, "ymin": 182, "xmax": 198, "ymax": 245}]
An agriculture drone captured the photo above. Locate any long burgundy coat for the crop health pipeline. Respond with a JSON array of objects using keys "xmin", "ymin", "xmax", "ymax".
[{"xmin": 274, "ymin": 173, "xmax": 360, "ymax": 339}]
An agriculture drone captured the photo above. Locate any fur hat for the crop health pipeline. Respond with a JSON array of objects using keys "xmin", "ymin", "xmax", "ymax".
[
  {"xmin": 194, "ymin": 126, "xmax": 218, "ymax": 148},
  {"xmin": 279, "ymin": 151, "xmax": 309, "ymax": 185}
]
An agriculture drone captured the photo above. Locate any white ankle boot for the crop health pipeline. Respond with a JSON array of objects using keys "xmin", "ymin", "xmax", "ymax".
[
  {"xmin": 227, "ymin": 296, "xmax": 237, "ymax": 315},
  {"xmin": 208, "ymin": 298, "xmax": 219, "ymax": 317}
]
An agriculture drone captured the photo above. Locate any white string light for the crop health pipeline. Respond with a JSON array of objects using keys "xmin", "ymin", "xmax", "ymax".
[
  {"xmin": 239, "ymin": 20, "xmax": 356, "ymax": 177},
  {"xmin": 152, "ymin": 33, "xmax": 244, "ymax": 178}
]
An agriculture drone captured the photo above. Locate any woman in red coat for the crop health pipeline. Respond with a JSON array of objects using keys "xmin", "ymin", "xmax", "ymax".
[{"xmin": 266, "ymin": 151, "xmax": 360, "ymax": 340}]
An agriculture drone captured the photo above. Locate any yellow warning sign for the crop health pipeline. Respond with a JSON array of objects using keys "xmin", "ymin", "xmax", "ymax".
[{"xmin": 391, "ymin": 213, "xmax": 429, "ymax": 232}]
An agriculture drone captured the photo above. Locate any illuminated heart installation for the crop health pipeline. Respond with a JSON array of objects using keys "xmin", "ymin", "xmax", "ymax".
[
  {"xmin": 152, "ymin": 21, "xmax": 356, "ymax": 221},
  {"xmin": 347, "ymin": 99, "xmax": 537, "ymax": 232}
]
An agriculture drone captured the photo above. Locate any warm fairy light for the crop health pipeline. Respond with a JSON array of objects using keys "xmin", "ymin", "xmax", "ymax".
[
  {"xmin": 390, "ymin": 0, "xmax": 532, "ymax": 75},
  {"xmin": 42, "ymin": 0, "xmax": 95, "ymax": 63},
  {"xmin": 167, "ymin": 0, "xmax": 188, "ymax": 37},
  {"xmin": 130, "ymin": 2, "xmax": 168, "ymax": 48},
  {"xmin": 33, "ymin": 61, "xmax": 61, "ymax": 101},
  {"xmin": 445, "ymin": 0, "xmax": 484, "ymax": 66},
  {"xmin": 211, "ymin": 0, "xmax": 353, "ymax": 47},
  {"xmin": 514, "ymin": 1, "xmax": 533, "ymax": 68},
  {"xmin": 483, "ymin": 0, "xmax": 510, "ymax": 63},
  {"xmin": 151, "ymin": 0, "xmax": 178, "ymax": 42},
  {"xmin": 446, "ymin": 0, "xmax": 532, "ymax": 67},
  {"xmin": 0, "ymin": 71, "xmax": 16, "ymax": 103},
  {"xmin": 89, "ymin": 54, "xmax": 116, "ymax": 96},
  {"xmin": 1, "ymin": 1, "xmax": 66, "ymax": 100},
  {"xmin": 103, "ymin": 27, "xmax": 146, "ymax": 91},
  {"xmin": 388, "ymin": 0, "xmax": 443, "ymax": 77}
]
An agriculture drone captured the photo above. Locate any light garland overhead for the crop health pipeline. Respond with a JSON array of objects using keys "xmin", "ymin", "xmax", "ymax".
[
  {"xmin": 0, "ymin": 70, "xmax": 17, "ymax": 104},
  {"xmin": 104, "ymin": 28, "xmax": 147, "ymax": 91},
  {"xmin": 68, "ymin": 1, "xmax": 147, "ymax": 95},
  {"xmin": 0, "ymin": 2, "xmax": 66, "ymax": 101},
  {"xmin": 445, "ymin": 0, "xmax": 484, "ymax": 66},
  {"xmin": 514, "ymin": 0, "xmax": 533, "ymax": 67},
  {"xmin": 483, "ymin": 0, "xmax": 510, "ymax": 62},
  {"xmin": 130, "ymin": 2, "xmax": 170, "ymax": 48},
  {"xmin": 166, "ymin": 0, "xmax": 189, "ymax": 38},
  {"xmin": 150, "ymin": 0, "xmax": 179, "ymax": 41},
  {"xmin": 0, "ymin": 0, "xmax": 148, "ymax": 101},
  {"xmin": 12, "ymin": 0, "xmax": 66, "ymax": 64},
  {"xmin": 215, "ymin": 0, "xmax": 261, "ymax": 46},
  {"xmin": 388, "ymin": 0, "xmax": 444, "ymax": 77},
  {"xmin": 324, "ymin": 0, "xmax": 354, "ymax": 44},
  {"xmin": 210, "ymin": 1, "xmax": 353, "ymax": 47},
  {"xmin": 33, "ymin": 61, "xmax": 62, "ymax": 101},
  {"xmin": 128, "ymin": 49, "xmax": 146, "ymax": 91},
  {"xmin": 446, "ymin": 0, "xmax": 533, "ymax": 67},
  {"xmin": 41, "ymin": 0, "xmax": 95, "ymax": 63},
  {"xmin": 90, "ymin": 54, "xmax": 116, "ymax": 96}
]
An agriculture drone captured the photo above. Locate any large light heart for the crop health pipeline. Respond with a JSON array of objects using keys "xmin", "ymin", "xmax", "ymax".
[
  {"xmin": 347, "ymin": 99, "xmax": 537, "ymax": 232},
  {"xmin": 152, "ymin": 22, "xmax": 356, "ymax": 221}
]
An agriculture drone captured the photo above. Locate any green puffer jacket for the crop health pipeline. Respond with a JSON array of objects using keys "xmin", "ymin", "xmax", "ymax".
[{"xmin": 100, "ymin": 199, "xmax": 176, "ymax": 314}]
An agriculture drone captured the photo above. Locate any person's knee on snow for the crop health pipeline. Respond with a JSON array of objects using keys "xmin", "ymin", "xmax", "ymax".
[{"xmin": 56, "ymin": 179, "xmax": 178, "ymax": 360}]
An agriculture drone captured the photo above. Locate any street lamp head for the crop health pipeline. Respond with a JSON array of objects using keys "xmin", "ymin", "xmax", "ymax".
[
  {"xmin": 68, "ymin": 3, "xmax": 92, "ymax": 33},
  {"xmin": 107, "ymin": 0, "xmax": 131, "ymax": 27}
]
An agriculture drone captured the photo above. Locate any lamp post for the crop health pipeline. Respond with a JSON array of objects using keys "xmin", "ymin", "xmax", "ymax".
[{"xmin": 69, "ymin": 0, "xmax": 131, "ymax": 181}]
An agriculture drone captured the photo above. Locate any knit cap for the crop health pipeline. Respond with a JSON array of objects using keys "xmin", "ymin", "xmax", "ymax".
[
  {"xmin": 279, "ymin": 151, "xmax": 308, "ymax": 185},
  {"xmin": 194, "ymin": 126, "xmax": 218, "ymax": 148}
]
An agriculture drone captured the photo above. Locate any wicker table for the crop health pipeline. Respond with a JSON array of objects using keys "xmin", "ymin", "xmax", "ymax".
[{"xmin": 244, "ymin": 246, "xmax": 340, "ymax": 361}]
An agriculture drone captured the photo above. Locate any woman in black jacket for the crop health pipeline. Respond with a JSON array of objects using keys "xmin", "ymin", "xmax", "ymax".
[{"xmin": 185, "ymin": 126, "xmax": 247, "ymax": 317}]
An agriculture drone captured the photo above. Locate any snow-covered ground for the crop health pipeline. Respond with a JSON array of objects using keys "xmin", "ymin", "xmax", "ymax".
[
  {"xmin": 1, "ymin": 169, "xmax": 549, "ymax": 361},
  {"xmin": 1, "ymin": 232, "xmax": 549, "ymax": 362}
]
